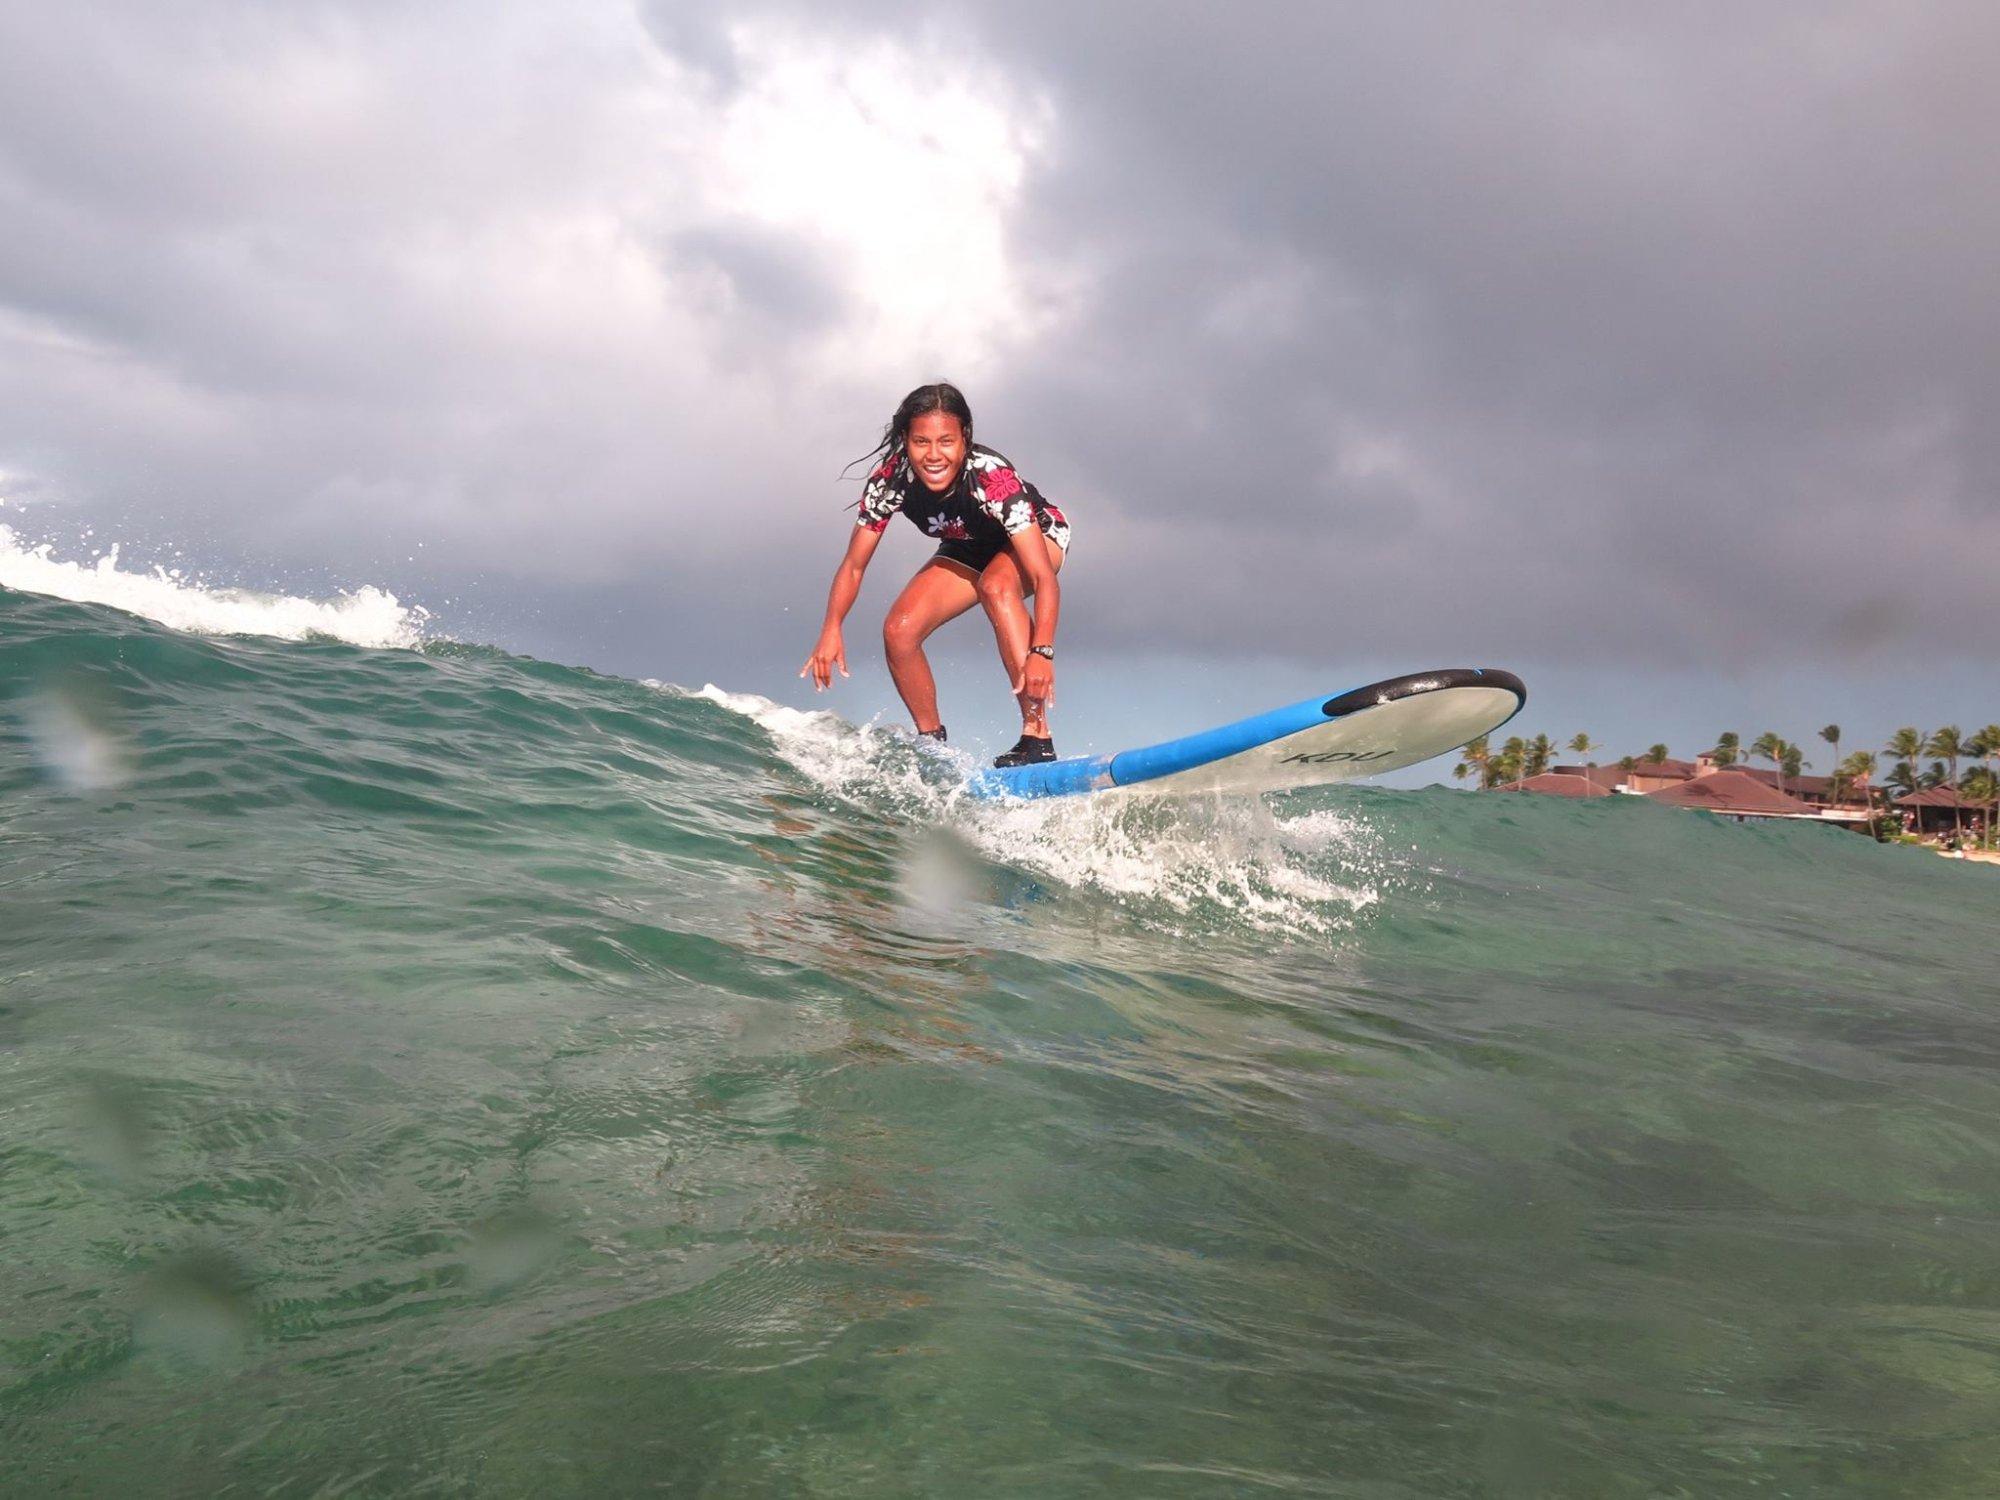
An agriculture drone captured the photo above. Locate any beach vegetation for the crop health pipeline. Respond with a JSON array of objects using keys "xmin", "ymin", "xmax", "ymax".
[
  {"xmin": 1884, "ymin": 760, "xmax": 1922, "ymax": 799},
  {"xmin": 1453, "ymin": 734, "xmax": 1492, "ymax": 788},
  {"xmin": 1456, "ymin": 717, "xmax": 1997, "ymax": 851},
  {"xmin": 1964, "ymin": 766, "xmax": 1999, "ymax": 809},
  {"xmin": 1927, "ymin": 726, "xmax": 1966, "ymax": 841},
  {"xmin": 1751, "ymin": 731, "xmax": 1795, "ymax": 795},
  {"xmin": 1833, "ymin": 749, "xmax": 1875, "ymax": 812},
  {"xmin": 1750, "ymin": 731, "xmax": 1774, "ymax": 767},
  {"xmin": 1885, "ymin": 727, "xmax": 1927, "ymax": 807}
]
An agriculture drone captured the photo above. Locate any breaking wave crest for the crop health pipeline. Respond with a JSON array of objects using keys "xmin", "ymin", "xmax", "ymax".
[{"xmin": 0, "ymin": 522, "xmax": 429, "ymax": 649}]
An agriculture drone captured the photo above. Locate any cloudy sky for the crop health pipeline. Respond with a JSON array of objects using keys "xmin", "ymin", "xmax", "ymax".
[{"xmin": 2, "ymin": 0, "xmax": 1995, "ymax": 765}]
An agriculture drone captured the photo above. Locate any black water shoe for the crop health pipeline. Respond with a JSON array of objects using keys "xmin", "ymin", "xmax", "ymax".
[
  {"xmin": 917, "ymin": 726, "xmax": 948, "ymax": 744},
  {"xmin": 992, "ymin": 735, "xmax": 1056, "ymax": 768}
]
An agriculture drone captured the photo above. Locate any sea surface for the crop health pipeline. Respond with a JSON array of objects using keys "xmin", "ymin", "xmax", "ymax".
[{"xmin": 4, "ymin": 549, "xmax": 1999, "ymax": 1497}]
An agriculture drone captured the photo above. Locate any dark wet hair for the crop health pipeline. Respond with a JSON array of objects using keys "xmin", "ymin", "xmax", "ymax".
[{"xmin": 846, "ymin": 382, "xmax": 973, "ymax": 478}]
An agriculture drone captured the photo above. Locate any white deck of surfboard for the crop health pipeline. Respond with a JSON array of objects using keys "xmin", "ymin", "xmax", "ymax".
[
  {"xmin": 1130, "ymin": 683, "xmax": 1524, "ymax": 796},
  {"xmin": 969, "ymin": 669, "xmax": 1526, "ymax": 801}
]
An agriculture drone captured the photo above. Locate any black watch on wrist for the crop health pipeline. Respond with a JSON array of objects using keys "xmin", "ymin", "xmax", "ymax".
[{"xmin": 1028, "ymin": 644, "xmax": 1055, "ymax": 661}]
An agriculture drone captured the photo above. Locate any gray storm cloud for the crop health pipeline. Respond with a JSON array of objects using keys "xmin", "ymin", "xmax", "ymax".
[{"xmin": 1, "ymin": 0, "xmax": 1995, "ymax": 686}]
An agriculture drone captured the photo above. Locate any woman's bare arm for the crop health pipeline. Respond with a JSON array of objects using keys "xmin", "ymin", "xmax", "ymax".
[
  {"xmin": 800, "ymin": 525, "xmax": 885, "ymax": 690},
  {"xmin": 1008, "ymin": 526, "xmax": 1060, "ymax": 705}
]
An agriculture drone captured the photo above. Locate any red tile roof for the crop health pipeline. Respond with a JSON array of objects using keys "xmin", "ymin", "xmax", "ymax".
[
  {"xmin": 1895, "ymin": 786, "xmax": 1996, "ymax": 809},
  {"xmin": 1731, "ymin": 767, "xmax": 1847, "ymax": 797},
  {"xmin": 1494, "ymin": 773, "xmax": 1614, "ymax": 799},
  {"xmin": 1623, "ymin": 757, "xmax": 1698, "ymax": 781},
  {"xmin": 1551, "ymin": 764, "xmax": 1625, "ymax": 788},
  {"xmin": 1643, "ymin": 770, "xmax": 1818, "ymax": 817}
]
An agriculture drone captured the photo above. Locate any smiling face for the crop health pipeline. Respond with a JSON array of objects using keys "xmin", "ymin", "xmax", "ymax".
[{"xmin": 905, "ymin": 410, "xmax": 967, "ymax": 493}]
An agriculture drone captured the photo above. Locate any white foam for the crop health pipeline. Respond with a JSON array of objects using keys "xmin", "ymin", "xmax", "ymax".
[
  {"xmin": 0, "ymin": 525, "xmax": 430, "ymax": 649},
  {"xmin": 675, "ymin": 684, "xmax": 1387, "ymax": 934}
]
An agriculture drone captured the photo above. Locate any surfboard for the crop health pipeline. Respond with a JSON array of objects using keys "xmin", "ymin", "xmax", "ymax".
[{"xmin": 966, "ymin": 667, "xmax": 1526, "ymax": 801}]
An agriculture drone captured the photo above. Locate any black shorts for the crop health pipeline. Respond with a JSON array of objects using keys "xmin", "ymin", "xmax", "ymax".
[{"xmin": 933, "ymin": 527, "xmax": 1069, "ymax": 578}]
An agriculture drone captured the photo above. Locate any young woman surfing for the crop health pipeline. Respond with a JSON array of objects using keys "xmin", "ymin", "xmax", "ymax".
[{"xmin": 800, "ymin": 383, "xmax": 1071, "ymax": 768}]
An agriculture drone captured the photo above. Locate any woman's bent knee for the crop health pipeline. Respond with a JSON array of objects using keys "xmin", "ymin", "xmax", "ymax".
[
  {"xmin": 883, "ymin": 614, "xmax": 925, "ymax": 655},
  {"xmin": 978, "ymin": 576, "xmax": 1023, "ymax": 611}
]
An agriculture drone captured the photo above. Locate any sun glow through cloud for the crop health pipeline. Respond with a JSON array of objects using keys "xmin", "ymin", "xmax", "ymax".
[
  {"xmin": 0, "ymin": 1, "xmax": 1062, "ymax": 573},
  {"xmin": 706, "ymin": 20, "xmax": 1055, "ymax": 375}
]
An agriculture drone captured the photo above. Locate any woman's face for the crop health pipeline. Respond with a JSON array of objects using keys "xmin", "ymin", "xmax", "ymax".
[{"xmin": 906, "ymin": 411, "xmax": 967, "ymax": 493}]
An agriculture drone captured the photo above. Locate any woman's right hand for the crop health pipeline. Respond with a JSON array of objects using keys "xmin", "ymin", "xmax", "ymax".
[
  {"xmin": 800, "ymin": 628, "xmax": 848, "ymax": 691},
  {"xmin": 801, "ymin": 527, "xmax": 881, "ymax": 692}
]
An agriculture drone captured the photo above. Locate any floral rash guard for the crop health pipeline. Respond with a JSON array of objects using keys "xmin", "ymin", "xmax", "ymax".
[{"xmin": 855, "ymin": 443, "xmax": 1072, "ymax": 562}]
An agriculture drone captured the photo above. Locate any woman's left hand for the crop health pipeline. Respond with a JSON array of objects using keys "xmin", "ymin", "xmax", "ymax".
[{"xmin": 1016, "ymin": 652, "xmax": 1054, "ymax": 708}]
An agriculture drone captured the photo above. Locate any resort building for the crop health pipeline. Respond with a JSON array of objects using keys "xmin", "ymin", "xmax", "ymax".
[
  {"xmin": 1893, "ymin": 785, "xmax": 1995, "ymax": 838},
  {"xmin": 1718, "ymin": 765, "xmax": 1870, "ymax": 811},
  {"xmin": 1627, "ymin": 757, "xmax": 1699, "ymax": 794},
  {"xmin": 1500, "ymin": 747, "xmax": 1992, "ymax": 846},
  {"xmin": 1640, "ymin": 770, "xmax": 1836, "ymax": 822},
  {"xmin": 1510, "ymin": 756, "xmax": 1873, "ymax": 827},
  {"xmin": 1546, "ymin": 755, "xmax": 1874, "ymax": 811},
  {"xmin": 1547, "ymin": 760, "xmax": 1695, "ymax": 793},
  {"xmin": 1493, "ymin": 772, "xmax": 1612, "ymax": 798}
]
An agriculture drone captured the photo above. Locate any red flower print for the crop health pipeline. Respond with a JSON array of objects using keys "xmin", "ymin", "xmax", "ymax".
[{"xmin": 982, "ymin": 467, "xmax": 1022, "ymax": 504}]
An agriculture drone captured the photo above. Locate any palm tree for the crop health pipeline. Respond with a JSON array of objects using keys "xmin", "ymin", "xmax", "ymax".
[
  {"xmin": 1820, "ymin": 724, "xmax": 1841, "ymax": 785},
  {"xmin": 1709, "ymin": 731, "xmax": 1740, "ymax": 768},
  {"xmin": 1525, "ymin": 733, "xmax": 1554, "ymax": 779},
  {"xmin": 1972, "ymin": 724, "xmax": 2000, "ymax": 846},
  {"xmin": 1456, "ymin": 734, "xmax": 1491, "ymax": 789},
  {"xmin": 1962, "ymin": 766, "xmax": 1998, "ymax": 805},
  {"xmin": 1841, "ymin": 750, "xmax": 1880, "ymax": 836},
  {"xmin": 1780, "ymin": 740, "xmax": 1806, "ymax": 787},
  {"xmin": 1645, "ymin": 744, "xmax": 1669, "ymax": 766},
  {"xmin": 1963, "ymin": 766, "xmax": 1999, "ymax": 848},
  {"xmin": 1751, "ymin": 731, "xmax": 1784, "ymax": 794},
  {"xmin": 1929, "ymin": 726, "xmax": 1967, "ymax": 844},
  {"xmin": 1494, "ymin": 735, "xmax": 1527, "ymax": 787},
  {"xmin": 1566, "ymin": 733, "xmax": 1598, "ymax": 789},
  {"xmin": 1886, "ymin": 727, "xmax": 1926, "ymax": 834},
  {"xmin": 1829, "ymin": 748, "xmax": 1861, "ymax": 808}
]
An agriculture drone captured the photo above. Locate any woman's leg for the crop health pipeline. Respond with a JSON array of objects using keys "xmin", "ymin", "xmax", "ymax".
[
  {"xmin": 976, "ymin": 544, "xmax": 1065, "ymax": 736},
  {"xmin": 882, "ymin": 560, "xmax": 981, "ymax": 733}
]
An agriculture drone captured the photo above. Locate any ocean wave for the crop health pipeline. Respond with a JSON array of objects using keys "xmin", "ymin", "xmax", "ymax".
[
  {"xmin": 7, "ymin": 579, "xmax": 2000, "ymax": 1495},
  {"xmin": 0, "ymin": 523, "xmax": 429, "ymax": 649}
]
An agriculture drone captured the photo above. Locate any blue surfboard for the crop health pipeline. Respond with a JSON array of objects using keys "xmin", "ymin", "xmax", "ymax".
[{"xmin": 967, "ymin": 667, "xmax": 1525, "ymax": 801}]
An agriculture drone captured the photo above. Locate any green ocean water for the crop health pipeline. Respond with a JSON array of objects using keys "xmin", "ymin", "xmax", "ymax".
[{"xmin": 4, "ymin": 581, "xmax": 1998, "ymax": 1497}]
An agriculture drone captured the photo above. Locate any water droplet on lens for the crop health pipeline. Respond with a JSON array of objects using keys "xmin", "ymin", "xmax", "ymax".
[
  {"xmin": 135, "ymin": 1246, "xmax": 257, "ymax": 1367},
  {"xmin": 23, "ymin": 678, "xmax": 132, "ymax": 792},
  {"xmin": 465, "ymin": 1206, "xmax": 561, "ymax": 1293}
]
